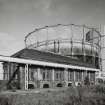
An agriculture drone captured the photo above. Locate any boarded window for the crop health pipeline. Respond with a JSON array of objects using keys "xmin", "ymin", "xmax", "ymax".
[
  {"xmin": 89, "ymin": 71, "xmax": 95, "ymax": 82},
  {"xmin": 55, "ymin": 69, "xmax": 64, "ymax": 81},
  {"xmin": 28, "ymin": 67, "xmax": 37, "ymax": 81},
  {"xmin": 68, "ymin": 70, "xmax": 74, "ymax": 81},
  {"xmin": 42, "ymin": 68, "xmax": 52, "ymax": 81},
  {"xmin": 75, "ymin": 71, "xmax": 82, "ymax": 81},
  {"xmin": 43, "ymin": 84, "xmax": 49, "ymax": 88}
]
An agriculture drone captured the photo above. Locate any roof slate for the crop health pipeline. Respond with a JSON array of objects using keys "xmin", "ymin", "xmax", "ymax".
[{"xmin": 11, "ymin": 48, "xmax": 96, "ymax": 68}]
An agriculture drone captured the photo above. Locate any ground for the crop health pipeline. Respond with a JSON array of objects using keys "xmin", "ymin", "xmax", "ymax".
[{"xmin": 0, "ymin": 85, "xmax": 105, "ymax": 105}]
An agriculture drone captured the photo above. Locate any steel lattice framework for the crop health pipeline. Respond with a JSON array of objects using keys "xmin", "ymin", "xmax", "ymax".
[{"xmin": 24, "ymin": 24, "xmax": 101, "ymax": 69}]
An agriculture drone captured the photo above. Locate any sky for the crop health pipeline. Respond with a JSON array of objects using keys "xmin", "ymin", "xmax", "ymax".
[
  {"xmin": 0, "ymin": 0, "xmax": 105, "ymax": 77},
  {"xmin": 0, "ymin": 0, "xmax": 105, "ymax": 55},
  {"xmin": 0, "ymin": 0, "xmax": 105, "ymax": 80}
]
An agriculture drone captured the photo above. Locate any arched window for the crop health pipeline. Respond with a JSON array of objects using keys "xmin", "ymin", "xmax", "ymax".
[
  {"xmin": 68, "ymin": 83, "xmax": 72, "ymax": 87},
  {"xmin": 56, "ymin": 83, "xmax": 63, "ymax": 87},
  {"xmin": 43, "ymin": 84, "xmax": 49, "ymax": 88},
  {"xmin": 28, "ymin": 84, "xmax": 34, "ymax": 89}
]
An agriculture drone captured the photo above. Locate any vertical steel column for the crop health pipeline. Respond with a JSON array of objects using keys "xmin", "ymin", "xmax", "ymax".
[
  {"xmin": 91, "ymin": 43, "xmax": 95, "ymax": 65},
  {"xmin": 58, "ymin": 40, "xmax": 60, "ymax": 53},
  {"xmin": 91, "ymin": 29, "xmax": 95, "ymax": 66},
  {"xmin": 99, "ymin": 33, "xmax": 102, "ymax": 71},
  {"xmin": 25, "ymin": 64, "xmax": 28, "ymax": 90},
  {"xmin": 54, "ymin": 41, "xmax": 56, "ymax": 53},
  {"xmin": 71, "ymin": 39, "xmax": 73, "ymax": 57},
  {"xmin": 24, "ymin": 37, "xmax": 27, "ymax": 48},
  {"xmin": 82, "ymin": 25, "xmax": 86, "ymax": 62},
  {"xmin": 71, "ymin": 24, "xmax": 74, "ymax": 58}
]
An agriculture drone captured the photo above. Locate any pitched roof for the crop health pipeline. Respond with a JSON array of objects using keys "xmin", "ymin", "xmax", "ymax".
[{"xmin": 11, "ymin": 48, "xmax": 96, "ymax": 68}]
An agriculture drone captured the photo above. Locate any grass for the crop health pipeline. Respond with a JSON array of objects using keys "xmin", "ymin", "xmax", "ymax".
[{"xmin": 0, "ymin": 85, "xmax": 105, "ymax": 105}]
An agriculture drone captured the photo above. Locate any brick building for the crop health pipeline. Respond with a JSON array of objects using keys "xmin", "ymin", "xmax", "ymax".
[{"xmin": 3, "ymin": 48, "xmax": 99, "ymax": 90}]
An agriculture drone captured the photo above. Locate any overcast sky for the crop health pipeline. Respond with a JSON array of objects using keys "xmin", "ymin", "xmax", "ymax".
[{"xmin": 0, "ymin": 0, "xmax": 105, "ymax": 56}]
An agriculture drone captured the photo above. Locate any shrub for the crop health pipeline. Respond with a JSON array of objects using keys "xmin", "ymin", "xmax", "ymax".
[
  {"xmin": 84, "ymin": 76, "xmax": 90, "ymax": 86},
  {"xmin": 1, "ymin": 86, "xmax": 105, "ymax": 105},
  {"xmin": 0, "ymin": 96, "xmax": 12, "ymax": 105},
  {"xmin": 0, "ymin": 80, "xmax": 8, "ymax": 91},
  {"xmin": 93, "ymin": 85, "xmax": 105, "ymax": 94}
]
